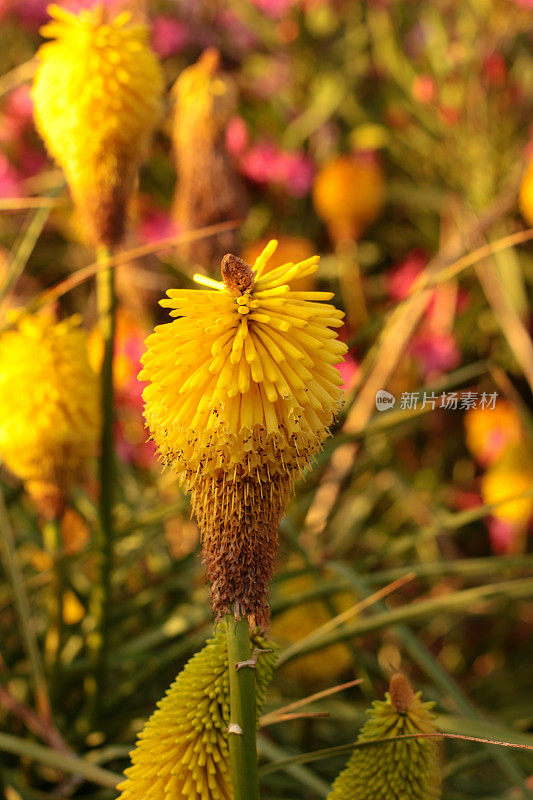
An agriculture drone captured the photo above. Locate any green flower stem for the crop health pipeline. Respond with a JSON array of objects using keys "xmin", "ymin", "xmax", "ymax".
[
  {"xmin": 86, "ymin": 244, "xmax": 116, "ymax": 723},
  {"xmin": 225, "ymin": 614, "xmax": 260, "ymax": 800},
  {"xmin": 42, "ymin": 515, "xmax": 64, "ymax": 682}
]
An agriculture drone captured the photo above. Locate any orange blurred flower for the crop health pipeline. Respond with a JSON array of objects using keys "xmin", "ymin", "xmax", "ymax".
[
  {"xmin": 313, "ymin": 152, "xmax": 384, "ymax": 242},
  {"xmin": 465, "ymin": 400, "xmax": 524, "ymax": 466}
]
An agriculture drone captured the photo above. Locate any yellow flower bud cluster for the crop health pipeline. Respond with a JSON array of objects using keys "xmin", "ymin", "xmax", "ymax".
[
  {"xmin": 117, "ymin": 624, "xmax": 277, "ymax": 800},
  {"xmin": 328, "ymin": 674, "xmax": 441, "ymax": 800}
]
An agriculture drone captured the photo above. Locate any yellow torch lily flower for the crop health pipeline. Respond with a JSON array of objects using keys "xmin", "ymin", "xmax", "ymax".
[
  {"xmin": 0, "ymin": 312, "xmax": 100, "ymax": 516},
  {"xmin": 32, "ymin": 4, "xmax": 163, "ymax": 246},
  {"xmin": 140, "ymin": 241, "xmax": 347, "ymax": 623}
]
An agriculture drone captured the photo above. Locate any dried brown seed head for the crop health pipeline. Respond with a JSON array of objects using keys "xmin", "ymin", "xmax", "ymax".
[
  {"xmin": 389, "ymin": 673, "xmax": 415, "ymax": 713},
  {"xmin": 221, "ymin": 254, "xmax": 254, "ymax": 296}
]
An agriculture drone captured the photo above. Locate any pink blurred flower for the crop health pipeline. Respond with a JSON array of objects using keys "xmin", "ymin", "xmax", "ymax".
[
  {"xmin": 103, "ymin": 310, "xmax": 158, "ymax": 469},
  {"xmin": 7, "ymin": 85, "xmax": 33, "ymax": 124},
  {"xmin": 0, "ymin": 153, "xmax": 22, "ymax": 197},
  {"xmin": 0, "ymin": 87, "xmax": 34, "ymax": 148},
  {"xmin": 386, "ymin": 250, "xmax": 469, "ymax": 320},
  {"xmin": 388, "ymin": 251, "xmax": 465, "ymax": 379},
  {"xmin": 6, "ymin": 0, "xmax": 48, "ymax": 27},
  {"xmin": 240, "ymin": 141, "xmax": 278, "ymax": 184},
  {"xmin": 337, "ymin": 352, "xmax": 359, "ymax": 390},
  {"xmin": 278, "ymin": 150, "xmax": 315, "ymax": 197},
  {"xmin": 151, "ymin": 15, "xmax": 189, "ymax": 58},
  {"xmin": 484, "ymin": 53, "xmax": 507, "ymax": 87},
  {"xmin": 240, "ymin": 140, "xmax": 314, "ymax": 197},
  {"xmin": 487, "ymin": 517, "xmax": 520, "ymax": 555},
  {"xmin": 19, "ymin": 146, "xmax": 47, "ymax": 178},
  {"xmin": 225, "ymin": 117, "xmax": 249, "ymax": 158},
  {"xmin": 385, "ymin": 249, "xmax": 427, "ymax": 301},
  {"xmin": 215, "ymin": 9, "xmax": 257, "ymax": 52},
  {"xmin": 410, "ymin": 330, "xmax": 460, "ymax": 378},
  {"xmin": 119, "ymin": 340, "xmax": 146, "ymax": 408},
  {"xmin": 138, "ymin": 208, "xmax": 178, "ymax": 246},
  {"xmin": 58, "ymin": 0, "xmax": 124, "ymax": 11}
]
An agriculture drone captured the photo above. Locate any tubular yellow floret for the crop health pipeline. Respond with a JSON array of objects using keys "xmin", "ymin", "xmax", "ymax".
[
  {"xmin": 32, "ymin": 3, "xmax": 164, "ymax": 246},
  {"xmin": 116, "ymin": 624, "xmax": 277, "ymax": 800},
  {"xmin": 140, "ymin": 241, "xmax": 347, "ymax": 623},
  {"xmin": 0, "ymin": 312, "xmax": 100, "ymax": 517},
  {"xmin": 328, "ymin": 674, "xmax": 441, "ymax": 800}
]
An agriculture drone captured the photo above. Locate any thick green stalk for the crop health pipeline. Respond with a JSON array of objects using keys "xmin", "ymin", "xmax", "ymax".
[
  {"xmin": 225, "ymin": 614, "xmax": 260, "ymax": 800},
  {"xmin": 86, "ymin": 245, "xmax": 116, "ymax": 722}
]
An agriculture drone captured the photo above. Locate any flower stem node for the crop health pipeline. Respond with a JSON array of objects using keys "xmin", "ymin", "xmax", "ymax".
[
  {"xmin": 235, "ymin": 647, "xmax": 272, "ymax": 670},
  {"xmin": 227, "ymin": 723, "xmax": 243, "ymax": 735},
  {"xmin": 140, "ymin": 240, "xmax": 347, "ymax": 623}
]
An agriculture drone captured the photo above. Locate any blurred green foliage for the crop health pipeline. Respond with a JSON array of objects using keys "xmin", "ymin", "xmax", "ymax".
[{"xmin": 1, "ymin": 0, "xmax": 533, "ymax": 798}]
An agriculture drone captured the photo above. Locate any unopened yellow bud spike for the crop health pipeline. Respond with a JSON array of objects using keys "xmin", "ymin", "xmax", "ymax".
[
  {"xmin": 328, "ymin": 674, "xmax": 441, "ymax": 800},
  {"xmin": 117, "ymin": 624, "xmax": 277, "ymax": 800}
]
